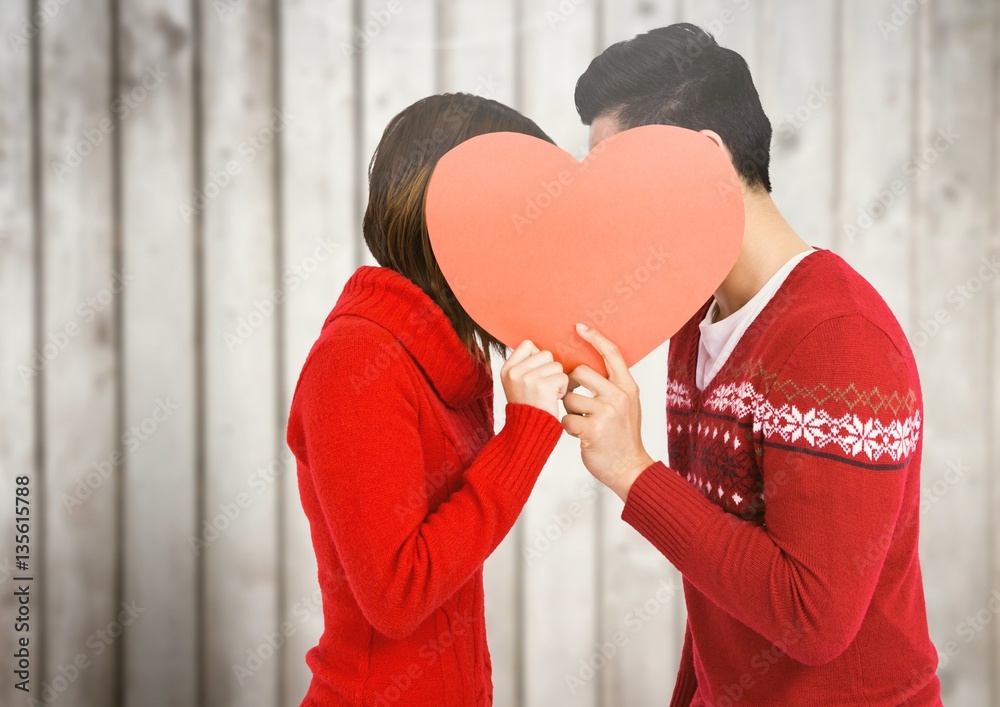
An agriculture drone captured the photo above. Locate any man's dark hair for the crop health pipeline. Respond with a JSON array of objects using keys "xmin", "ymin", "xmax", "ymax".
[{"xmin": 575, "ymin": 23, "xmax": 773, "ymax": 192}]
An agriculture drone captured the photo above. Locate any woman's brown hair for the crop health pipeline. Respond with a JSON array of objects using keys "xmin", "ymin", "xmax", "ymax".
[{"xmin": 363, "ymin": 93, "xmax": 553, "ymax": 362}]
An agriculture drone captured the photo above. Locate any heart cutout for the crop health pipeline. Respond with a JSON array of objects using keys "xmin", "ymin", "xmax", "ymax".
[{"xmin": 426, "ymin": 125, "xmax": 745, "ymax": 375}]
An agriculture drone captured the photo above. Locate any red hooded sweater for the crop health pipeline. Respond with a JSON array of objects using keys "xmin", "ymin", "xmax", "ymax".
[
  {"xmin": 286, "ymin": 266, "xmax": 562, "ymax": 706},
  {"xmin": 623, "ymin": 250, "xmax": 941, "ymax": 706}
]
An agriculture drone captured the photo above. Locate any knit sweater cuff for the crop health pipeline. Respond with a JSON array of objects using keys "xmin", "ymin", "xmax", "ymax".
[
  {"xmin": 669, "ymin": 666, "xmax": 698, "ymax": 707},
  {"xmin": 469, "ymin": 403, "xmax": 563, "ymax": 499},
  {"xmin": 622, "ymin": 461, "xmax": 716, "ymax": 571}
]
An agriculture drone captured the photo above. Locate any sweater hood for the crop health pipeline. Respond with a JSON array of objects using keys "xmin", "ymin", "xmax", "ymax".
[{"xmin": 325, "ymin": 266, "xmax": 493, "ymax": 408}]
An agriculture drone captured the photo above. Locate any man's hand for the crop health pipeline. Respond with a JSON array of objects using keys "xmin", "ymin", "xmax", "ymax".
[{"xmin": 561, "ymin": 323, "xmax": 655, "ymax": 502}]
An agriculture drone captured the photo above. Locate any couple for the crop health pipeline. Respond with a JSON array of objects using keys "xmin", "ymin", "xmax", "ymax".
[{"xmin": 286, "ymin": 24, "xmax": 941, "ymax": 707}]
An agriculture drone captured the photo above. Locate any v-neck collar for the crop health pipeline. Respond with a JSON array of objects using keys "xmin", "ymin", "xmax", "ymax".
[{"xmin": 687, "ymin": 248, "xmax": 829, "ymax": 402}]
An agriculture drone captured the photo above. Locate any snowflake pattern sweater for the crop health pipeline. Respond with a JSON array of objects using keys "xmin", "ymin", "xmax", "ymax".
[
  {"xmin": 622, "ymin": 249, "xmax": 942, "ymax": 706},
  {"xmin": 286, "ymin": 266, "xmax": 563, "ymax": 706}
]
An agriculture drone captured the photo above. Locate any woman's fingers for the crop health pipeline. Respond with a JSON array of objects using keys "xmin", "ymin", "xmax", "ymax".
[
  {"xmin": 507, "ymin": 351, "xmax": 558, "ymax": 386},
  {"xmin": 502, "ymin": 340, "xmax": 536, "ymax": 372},
  {"xmin": 527, "ymin": 362, "xmax": 569, "ymax": 401},
  {"xmin": 522, "ymin": 360, "xmax": 564, "ymax": 380}
]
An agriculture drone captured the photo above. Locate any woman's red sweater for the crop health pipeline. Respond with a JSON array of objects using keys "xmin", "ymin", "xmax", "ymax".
[{"xmin": 286, "ymin": 266, "xmax": 562, "ymax": 706}]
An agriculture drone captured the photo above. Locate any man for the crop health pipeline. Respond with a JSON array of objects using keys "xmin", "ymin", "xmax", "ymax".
[{"xmin": 562, "ymin": 24, "xmax": 941, "ymax": 706}]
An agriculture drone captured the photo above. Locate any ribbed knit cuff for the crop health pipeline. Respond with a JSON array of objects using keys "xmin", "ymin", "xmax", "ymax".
[
  {"xmin": 669, "ymin": 665, "xmax": 698, "ymax": 707},
  {"xmin": 468, "ymin": 403, "xmax": 563, "ymax": 500},
  {"xmin": 622, "ymin": 461, "xmax": 716, "ymax": 571}
]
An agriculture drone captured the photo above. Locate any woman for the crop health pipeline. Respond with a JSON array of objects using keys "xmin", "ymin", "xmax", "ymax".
[{"xmin": 286, "ymin": 94, "xmax": 568, "ymax": 706}]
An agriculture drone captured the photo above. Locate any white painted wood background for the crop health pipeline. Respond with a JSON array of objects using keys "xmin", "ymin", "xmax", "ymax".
[{"xmin": 0, "ymin": 0, "xmax": 998, "ymax": 705}]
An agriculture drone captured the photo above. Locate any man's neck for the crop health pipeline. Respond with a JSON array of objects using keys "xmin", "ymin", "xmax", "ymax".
[{"xmin": 713, "ymin": 190, "xmax": 813, "ymax": 321}]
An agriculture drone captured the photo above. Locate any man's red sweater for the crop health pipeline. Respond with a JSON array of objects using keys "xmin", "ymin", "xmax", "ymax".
[
  {"xmin": 287, "ymin": 266, "xmax": 562, "ymax": 706},
  {"xmin": 623, "ymin": 250, "xmax": 942, "ymax": 706}
]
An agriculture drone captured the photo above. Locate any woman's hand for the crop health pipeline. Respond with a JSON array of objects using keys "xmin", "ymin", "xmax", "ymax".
[{"xmin": 500, "ymin": 341, "xmax": 569, "ymax": 419}]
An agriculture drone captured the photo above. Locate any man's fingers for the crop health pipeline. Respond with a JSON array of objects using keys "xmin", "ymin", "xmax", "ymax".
[
  {"xmin": 562, "ymin": 391, "xmax": 601, "ymax": 416},
  {"xmin": 561, "ymin": 413, "xmax": 588, "ymax": 439},
  {"xmin": 567, "ymin": 365, "xmax": 619, "ymax": 399},
  {"xmin": 575, "ymin": 324, "xmax": 631, "ymax": 384}
]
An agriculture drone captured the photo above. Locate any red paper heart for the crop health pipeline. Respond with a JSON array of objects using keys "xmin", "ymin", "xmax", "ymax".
[{"xmin": 426, "ymin": 125, "xmax": 744, "ymax": 375}]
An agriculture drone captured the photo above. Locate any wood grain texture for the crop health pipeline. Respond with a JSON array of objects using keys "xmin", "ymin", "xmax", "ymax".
[
  {"xmin": 199, "ymin": 1, "xmax": 280, "ymax": 705},
  {"xmin": 435, "ymin": 2, "xmax": 522, "ymax": 705},
  {"xmin": 0, "ymin": 0, "xmax": 38, "ymax": 699},
  {"xmin": 359, "ymin": 0, "xmax": 437, "ymax": 266},
  {"xmin": 993, "ymin": 6, "xmax": 1000, "ymax": 702},
  {"xmin": 517, "ymin": 2, "xmax": 600, "ymax": 705},
  {"xmin": 681, "ymin": 0, "xmax": 759, "ymax": 75},
  {"xmin": 759, "ymin": 0, "xmax": 837, "ymax": 250},
  {"xmin": 38, "ymin": 0, "xmax": 120, "ymax": 703},
  {"xmin": 278, "ymin": 0, "xmax": 360, "ymax": 703},
  {"xmin": 0, "ymin": 4, "xmax": 997, "ymax": 705},
  {"xmin": 837, "ymin": 0, "xmax": 916, "ymax": 322},
  {"xmin": 117, "ymin": 1, "xmax": 198, "ymax": 705},
  {"xmin": 596, "ymin": 8, "xmax": 686, "ymax": 707},
  {"xmin": 914, "ymin": 0, "xmax": 996, "ymax": 704}
]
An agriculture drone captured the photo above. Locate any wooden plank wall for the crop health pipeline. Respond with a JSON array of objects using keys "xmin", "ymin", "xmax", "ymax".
[
  {"xmin": 0, "ymin": 1, "xmax": 997, "ymax": 705},
  {"xmin": 0, "ymin": 0, "xmax": 36, "ymax": 701}
]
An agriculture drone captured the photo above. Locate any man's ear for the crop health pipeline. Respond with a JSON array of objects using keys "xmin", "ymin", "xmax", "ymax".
[{"xmin": 698, "ymin": 129, "xmax": 733, "ymax": 161}]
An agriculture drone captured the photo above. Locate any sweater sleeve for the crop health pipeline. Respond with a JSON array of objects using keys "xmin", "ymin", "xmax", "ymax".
[
  {"xmin": 669, "ymin": 621, "xmax": 698, "ymax": 707},
  {"xmin": 623, "ymin": 315, "xmax": 919, "ymax": 666},
  {"xmin": 290, "ymin": 325, "xmax": 563, "ymax": 640}
]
